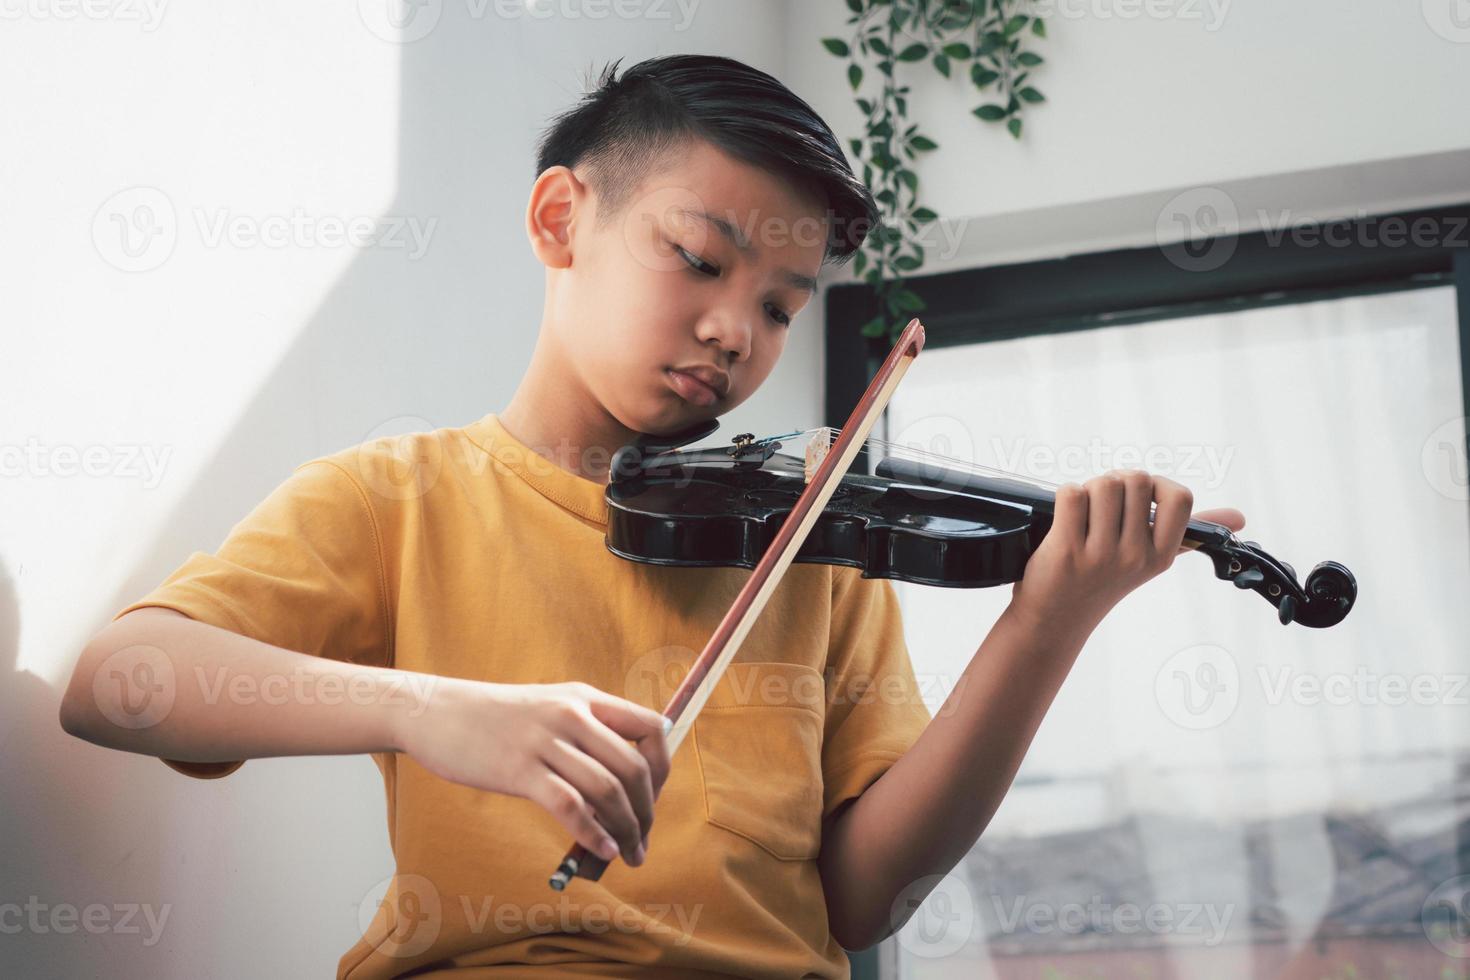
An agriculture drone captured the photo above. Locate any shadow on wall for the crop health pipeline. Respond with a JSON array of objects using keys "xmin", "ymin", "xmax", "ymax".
[{"xmin": 0, "ymin": 556, "xmax": 170, "ymax": 966}]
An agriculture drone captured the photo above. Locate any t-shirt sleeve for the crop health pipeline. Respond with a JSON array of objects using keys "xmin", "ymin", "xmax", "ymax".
[
  {"xmin": 111, "ymin": 458, "xmax": 392, "ymax": 779},
  {"xmin": 820, "ymin": 566, "xmax": 933, "ymax": 821}
]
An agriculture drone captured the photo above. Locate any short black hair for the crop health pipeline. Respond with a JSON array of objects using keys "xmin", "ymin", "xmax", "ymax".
[{"xmin": 534, "ymin": 54, "xmax": 878, "ymax": 266}]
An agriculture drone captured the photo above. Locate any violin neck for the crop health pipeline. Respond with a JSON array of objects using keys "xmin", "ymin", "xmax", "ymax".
[{"xmin": 874, "ymin": 456, "xmax": 1232, "ymax": 548}]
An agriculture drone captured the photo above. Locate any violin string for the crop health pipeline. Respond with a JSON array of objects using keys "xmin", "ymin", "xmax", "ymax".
[
  {"xmin": 794, "ymin": 426, "xmax": 1062, "ymax": 489},
  {"xmin": 777, "ymin": 426, "xmax": 1236, "ymax": 539}
]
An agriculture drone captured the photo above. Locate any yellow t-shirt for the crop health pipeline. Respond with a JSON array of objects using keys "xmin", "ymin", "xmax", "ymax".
[{"xmin": 114, "ymin": 412, "xmax": 933, "ymax": 979}]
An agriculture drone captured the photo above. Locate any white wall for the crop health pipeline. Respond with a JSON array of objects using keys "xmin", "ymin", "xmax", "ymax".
[
  {"xmin": 6, "ymin": 0, "xmax": 1469, "ymax": 975},
  {"xmin": 2, "ymin": 4, "xmax": 804, "ymax": 977},
  {"xmin": 786, "ymin": 0, "xmax": 1470, "ymax": 270}
]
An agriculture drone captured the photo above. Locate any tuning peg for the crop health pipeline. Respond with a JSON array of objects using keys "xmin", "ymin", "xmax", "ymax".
[
  {"xmin": 1278, "ymin": 594, "xmax": 1297, "ymax": 625},
  {"xmin": 1233, "ymin": 568, "xmax": 1265, "ymax": 589}
]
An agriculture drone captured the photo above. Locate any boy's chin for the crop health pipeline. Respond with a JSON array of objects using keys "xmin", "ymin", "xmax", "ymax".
[{"xmin": 615, "ymin": 398, "xmax": 723, "ymax": 440}]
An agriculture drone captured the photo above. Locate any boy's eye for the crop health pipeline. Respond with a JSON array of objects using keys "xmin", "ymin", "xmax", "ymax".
[
  {"xmin": 675, "ymin": 245, "xmax": 718, "ymax": 277},
  {"xmin": 675, "ymin": 245, "xmax": 792, "ymax": 328}
]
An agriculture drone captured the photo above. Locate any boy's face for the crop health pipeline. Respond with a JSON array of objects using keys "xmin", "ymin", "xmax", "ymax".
[{"xmin": 529, "ymin": 138, "xmax": 830, "ymax": 439}]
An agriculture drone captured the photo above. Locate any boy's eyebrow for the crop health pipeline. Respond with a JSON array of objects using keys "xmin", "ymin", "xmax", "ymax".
[{"xmin": 673, "ymin": 207, "xmax": 820, "ymax": 295}]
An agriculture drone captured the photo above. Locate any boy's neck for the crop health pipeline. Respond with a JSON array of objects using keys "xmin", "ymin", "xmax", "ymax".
[{"xmin": 498, "ymin": 380, "xmax": 638, "ymax": 487}]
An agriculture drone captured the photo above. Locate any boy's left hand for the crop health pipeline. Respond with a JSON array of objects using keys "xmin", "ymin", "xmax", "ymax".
[{"xmin": 1008, "ymin": 469, "xmax": 1246, "ymax": 635}]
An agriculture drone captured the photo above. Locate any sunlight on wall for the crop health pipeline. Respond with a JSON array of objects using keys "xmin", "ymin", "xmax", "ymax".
[{"xmin": 1, "ymin": 6, "xmax": 401, "ymax": 683}]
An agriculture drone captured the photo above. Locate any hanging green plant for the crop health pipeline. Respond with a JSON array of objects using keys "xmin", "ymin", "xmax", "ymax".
[{"xmin": 822, "ymin": 0, "xmax": 1048, "ymax": 344}]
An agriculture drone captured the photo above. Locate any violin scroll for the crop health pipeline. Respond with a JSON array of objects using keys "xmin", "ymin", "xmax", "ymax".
[{"xmin": 1205, "ymin": 536, "xmax": 1357, "ymax": 628}]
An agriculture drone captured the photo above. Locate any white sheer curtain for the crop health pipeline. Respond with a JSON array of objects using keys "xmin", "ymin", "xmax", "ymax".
[{"xmin": 882, "ymin": 285, "xmax": 1470, "ymax": 978}]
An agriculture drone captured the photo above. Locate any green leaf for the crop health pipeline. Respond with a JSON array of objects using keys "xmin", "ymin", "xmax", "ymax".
[
  {"xmin": 893, "ymin": 254, "xmax": 922, "ymax": 271},
  {"xmin": 869, "ymin": 120, "xmax": 892, "ymax": 138},
  {"xmin": 1019, "ymin": 86, "xmax": 1045, "ymax": 103},
  {"xmin": 853, "ymin": 250, "xmax": 867, "ymax": 276},
  {"xmin": 1017, "ymin": 51, "xmax": 1044, "ymax": 66},
  {"xmin": 897, "ymin": 43, "xmax": 928, "ymax": 61},
  {"xmin": 848, "ymin": 63, "xmax": 863, "ymax": 89},
  {"xmin": 933, "ymin": 53, "xmax": 951, "ymax": 77},
  {"xmin": 860, "ymin": 316, "xmax": 887, "ymax": 338},
  {"xmin": 869, "ymin": 36, "xmax": 890, "ymax": 56},
  {"xmin": 1007, "ymin": 116, "xmax": 1022, "ymax": 139},
  {"xmin": 1004, "ymin": 14, "xmax": 1028, "ymax": 35},
  {"xmin": 973, "ymin": 103, "xmax": 1007, "ymax": 121},
  {"xmin": 898, "ymin": 169, "xmax": 918, "ymax": 192},
  {"xmin": 822, "ymin": 37, "xmax": 850, "ymax": 57},
  {"xmin": 1032, "ymin": 17, "xmax": 1047, "ymax": 37},
  {"xmin": 845, "ymin": 0, "xmax": 862, "ymax": 13},
  {"xmin": 909, "ymin": 134, "xmax": 937, "ymax": 151},
  {"xmin": 911, "ymin": 206, "xmax": 937, "ymax": 222},
  {"xmin": 849, "ymin": 138, "xmax": 862, "ymax": 157},
  {"xmin": 857, "ymin": 98, "xmax": 873, "ymax": 114},
  {"xmin": 894, "ymin": 288, "xmax": 926, "ymax": 312},
  {"xmin": 970, "ymin": 65, "xmax": 1000, "ymax": 87},
  {"xmin": 896, "ymin": 96, "xmax": 907, "ymax": 114},
  {"xmin": 942, "ymin": 42, "xmax": 972, "ymax": 59},
  {"xmin": 876, "ymin": 188, "xmax": 896, "ymax": 206}
]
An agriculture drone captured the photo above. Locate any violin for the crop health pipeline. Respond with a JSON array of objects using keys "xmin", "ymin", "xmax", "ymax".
[{"xmin": 602, "ymin": 420, "xmax": 1357, "ymax": 630}]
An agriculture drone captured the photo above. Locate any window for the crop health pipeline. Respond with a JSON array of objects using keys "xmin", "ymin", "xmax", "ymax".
[{"xmin": 824, "ymin": 203, "xmax": 1470, "ymax": 980}]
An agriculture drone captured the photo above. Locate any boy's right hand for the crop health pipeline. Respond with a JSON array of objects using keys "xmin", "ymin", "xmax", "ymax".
[{"xmin": 396, "ymin": 677, "xmax": 671, "ymax": 867}]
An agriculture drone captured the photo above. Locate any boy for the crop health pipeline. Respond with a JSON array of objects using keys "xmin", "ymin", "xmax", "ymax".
[{"xmin": 61, "ymin": 54, "xmax": 1243, "ymax": 978}]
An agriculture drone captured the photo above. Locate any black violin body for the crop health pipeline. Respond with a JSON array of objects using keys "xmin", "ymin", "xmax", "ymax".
[{"xmin": 605, "ymin": 423, "xmax": 1357, "ymax": 629}]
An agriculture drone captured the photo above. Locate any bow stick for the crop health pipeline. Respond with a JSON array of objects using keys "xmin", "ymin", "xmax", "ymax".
[{"xmin": 548, "ymin": 316, "xmax": 926, "ymax": 890}]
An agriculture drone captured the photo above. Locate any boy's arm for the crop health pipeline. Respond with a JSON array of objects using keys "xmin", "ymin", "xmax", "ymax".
[
  {"xmin": 60, "ymin": 607, "xmax": 671, "ymax": 867},
  {"xmin": 817, "ymin": 599, "xmax": 1094, "ymax": 950},
  {"xmin": 818, "ymin": 472, "xmax": 1244, "ymax": 950},
  {"xmin": 59, "ymin": 607, "xmax": 412, "ymax": 764}
]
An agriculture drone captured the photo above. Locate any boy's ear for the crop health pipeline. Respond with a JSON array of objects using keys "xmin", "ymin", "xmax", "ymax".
[{"xmin": 526, "ymin": 165, "xmax": 582, "ymax": 270}]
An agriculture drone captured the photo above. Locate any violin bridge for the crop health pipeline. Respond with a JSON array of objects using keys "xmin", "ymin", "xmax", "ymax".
[{"xmin": 804, "ymin": 428, "xmax": 831, "ymax": 484}]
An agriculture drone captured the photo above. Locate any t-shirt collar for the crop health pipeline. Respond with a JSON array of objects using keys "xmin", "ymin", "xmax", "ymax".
[{"xmin": 469, "ymin": 413, "xmax": 610, "ymax": 525}]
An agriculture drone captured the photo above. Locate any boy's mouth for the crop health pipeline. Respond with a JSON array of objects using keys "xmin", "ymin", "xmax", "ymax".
[{"xmin": 666, "ymin": 367, "xmax": 725, "ymax": 406}]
